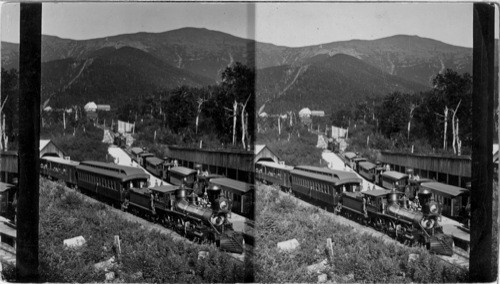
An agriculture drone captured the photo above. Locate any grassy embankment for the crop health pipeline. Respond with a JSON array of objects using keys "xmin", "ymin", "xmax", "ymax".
[
  {"xmin": 254, "ymin": 184, "xmax": 468, "ymax": 283},
  {"xmin": 2, "ymin": 179, "xmax": 253, "ymax": 282}
]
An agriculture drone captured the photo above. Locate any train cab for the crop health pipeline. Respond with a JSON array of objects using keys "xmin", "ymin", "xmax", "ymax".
[
  {"xmin": 380, "ymin": 171, "xmax": 409, "ymax": 192},
  {"xmin": 167, "ymin": 166, "xmax": 197, "ymax": 188}
]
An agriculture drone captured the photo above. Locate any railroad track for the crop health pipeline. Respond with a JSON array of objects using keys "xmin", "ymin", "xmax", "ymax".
[{"xmin": 437, "ymin": 247, "xmax": 469, "ymax": 270}]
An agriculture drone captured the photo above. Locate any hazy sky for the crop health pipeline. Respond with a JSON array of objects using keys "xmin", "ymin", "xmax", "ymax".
[{"xmin": 0, "ymin": 2, "xmax": 493, "ymax": 48}]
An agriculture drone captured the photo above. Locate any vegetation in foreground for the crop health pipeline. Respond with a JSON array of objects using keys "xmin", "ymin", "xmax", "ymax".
[
  {"xmin": 2, "ymin": 179, "xmax": 251, "ymax": 282},
  {"xmin": 254, "ymin": 184, "xmax": 468, "ymax": 283}
]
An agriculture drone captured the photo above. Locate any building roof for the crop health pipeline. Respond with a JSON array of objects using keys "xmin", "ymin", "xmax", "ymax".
[
  {"xmin": 39, "ymin": 140, "xmax": 50, "ymax": 151},
  {"xmin": 0, "ymin": 182, "xmax": 14, "ymax": 193},
  {"xmin": 298, "ymin": 108, "xmax": 311, "ymax": 117},
  {"xmin": 420, "ymin": 182, "xmax": 468, "ymax": 198},
  {"xmin": 84, "ymin": 101, "xmax": 97, "ymax": 112},
  {"xmin": 209, "ymin": 178, "xmax": 254, "ymax": 194},
  {"xmin": 310, "ymin": 110, "xmax": 325, "ymax": 117},
  {"xmin": 381, "ymin": 171, "xmax": 408, "ymax": 180}
]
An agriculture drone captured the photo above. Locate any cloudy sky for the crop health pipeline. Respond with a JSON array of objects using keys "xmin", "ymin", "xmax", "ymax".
[{"xmin": 1, "ymin": 2, "xmax": 496, "ymax": 48}]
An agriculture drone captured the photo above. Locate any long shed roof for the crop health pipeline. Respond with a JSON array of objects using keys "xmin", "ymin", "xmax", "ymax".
[
  {"xmin": 209, "ymin": 177, "xmax": 254, "ymax": 194},
  {"xmin": 420, "ymin": 182, "xmax": 468, "ymax": 198}
]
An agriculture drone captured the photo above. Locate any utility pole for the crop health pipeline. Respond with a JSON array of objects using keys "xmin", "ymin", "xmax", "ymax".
[
  {"xmin": 470, "ymin": 3, "xmax": 495, "ymax": 282},
  {"xmin": 17, "ymin": 3, "xmax": 41, "ymax": 281}
]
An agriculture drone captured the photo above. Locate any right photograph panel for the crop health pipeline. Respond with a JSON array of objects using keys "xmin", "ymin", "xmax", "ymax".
[{"xmin": 253, "ymin": 3, "xmax": 497, "ymax": 283}]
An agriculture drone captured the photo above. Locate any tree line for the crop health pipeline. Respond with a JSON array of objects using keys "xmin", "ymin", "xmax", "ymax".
[
  {"xmin": 118, "ymin": 62, "xmax": 255, "ymax": 150},
  {"xmin": 332, "ymin": 69, "xmax": 475, "ymax": 155}
]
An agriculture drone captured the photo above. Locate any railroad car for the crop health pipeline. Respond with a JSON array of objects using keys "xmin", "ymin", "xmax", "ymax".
[
  {"xmin": 255, "ymin": 161, "xmax": 293, "ymax": 190},
  {"xmin": 337, "ymin": 189, "xmax": 454, "ymax": 256},
  {"xmin": 40, "ymin": 156, "xmax": 80, "ymax": 187},
  {"xmin": 357, "ymin": 161, "xmax": 386, "ymax": 184},
  {"xmin": 144, "ymin": 156, "xmax": 165, "ymax": 178},
  {"xmin": 0, "ymin": 182, "xmax": 16, "ymax": 221},
  {"xmin": 76, "ymin": 161, "xmax": 150, "ymax": 204},
  {"xmin": 351, "ymin": 157, "xmax": 367, "ymax": 172},
  {"xmin": 419, "ymin": 182, "xmax": 469, "ymax": 220},
  {"xmin": 0, "ymin": 151, "xmax": 18, "ymax": 184},
  {"xmin": 290, "ymin": 167, "xmax": 362, "ymax": 211},
  {"xmin": 167, "ymin": 166, "xmax": 198, "ymax": 188},
  {"xmin": 209, "ymin": 177, "xmax": 255, "ymax": 219},
  {"xmin": 130, "ymin": 147, "xmax": 144, "ymax": 162},
  {"xmin": 380, "ymin": 171, "xmax": 409, "ymax": 192},
  {"xmin": 343, "ymin": 152, "xmax": 357, "ymax": 167},
  {"xmin": 137, "ymin": 152, "xmax": 155, "ymax": 167}
]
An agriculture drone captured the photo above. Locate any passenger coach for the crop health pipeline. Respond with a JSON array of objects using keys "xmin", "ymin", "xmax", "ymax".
[
  {"xmin": 40, "ymin": 156, "xmax": 80, "ymax": 186},
  {"xmin": 255, "ymin": 161, "xmax": 293, "ymax": 190},
  {"xmin": 290, "ymin": 167, "xmax": 362, "ymax": 210},
  {"xmin": 167, "ymin": 166, "xmax": 197, "ymax": 188},
  {"xmin": 76, "ymin": 161, "xmax": 149, "ymax": 205}
]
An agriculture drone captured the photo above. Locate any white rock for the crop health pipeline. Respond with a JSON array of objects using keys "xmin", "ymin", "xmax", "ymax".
[
  {"xmin": 408, "ymin": 253, "xmax": 419, "ymax": 262},
  {"xmin": 198, "ymin": 251, "xmax": 209, "ymax": 260},
  {"xmin": 277, "ymin": 238, "xmax": 300, "ymax": 252},
  {"xmin": 307, "ymin": 259, "xmax": 328, "ymax": 274},
  {"xmin": 63, "ymin": 236, "xmax": 86, "ymax": 248},
  {"xmin": 94, "ymin": 256, "xmax": 116, "ymax": 272},
  {"xmin": 318, "ymin": 273, "xmax": 328, "ymax": 283},
  {"xmin": 105, "ymin": 271, "xmax": 115, "ymax": 281}
]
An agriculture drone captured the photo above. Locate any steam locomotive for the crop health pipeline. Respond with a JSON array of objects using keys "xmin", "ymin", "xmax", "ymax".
[
  {"xmin": 255, "ymin": 161, "xmax": 454, "ymax": 256},
  {"xmin": 40, "ymin": 156, "xmax": 244, "ymax": 254},
  {"xmin": 337, "ymin": 188, "xmax": 454, "ymax": 256}
]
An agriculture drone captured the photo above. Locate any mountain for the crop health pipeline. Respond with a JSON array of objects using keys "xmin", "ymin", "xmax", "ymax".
[
  {"xmin": 257, "ymin": 53, "xmax": 429, "ymax": 114},
  {"xmin": 256, "ymin": 35, "xmax": 472, "ymax": 86},
  {"xmin": 41, "ymin": 46, "xmax": 214, "ymax": 108},
  {"xmin": 2, "ymin": 28, "xmax": 475, "ymax": 112}
]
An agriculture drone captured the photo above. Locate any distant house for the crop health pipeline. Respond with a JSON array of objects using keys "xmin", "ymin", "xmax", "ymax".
[
  {"xmin": 96, "ymin": 104, "xmax": 111, "ymax": 111},
  {"xmin": 311, "ymin": 110, "xmax": 325, "ymax": 117},
  {"xmin": 84, "ymin": 102, "xmax": 97, "ymax": 112}
]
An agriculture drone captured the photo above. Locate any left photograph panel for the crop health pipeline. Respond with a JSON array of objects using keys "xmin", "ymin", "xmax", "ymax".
[{"xmin": 0, "ymin": 2, "xmax": 255, "ymax": 282}]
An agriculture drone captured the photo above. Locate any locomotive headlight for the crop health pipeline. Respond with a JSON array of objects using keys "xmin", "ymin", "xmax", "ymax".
[
  {"xmin": 219, "ymin": 200, "xmax": 228, "ymax": 210},
  {"xmin": 429, "ymin": 204, "xmax": 438, "ymax": 214},
  {"xmin": 210, "ymin": 214, "xmax": 225, "ymax": 226}
]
